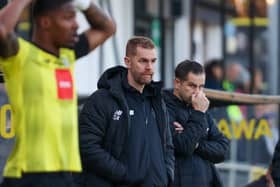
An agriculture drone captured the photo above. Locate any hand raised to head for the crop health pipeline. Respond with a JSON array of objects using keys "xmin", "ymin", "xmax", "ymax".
[{"xmin": 191, "ymin": 91, "xmax": 209, "ymax": 113}]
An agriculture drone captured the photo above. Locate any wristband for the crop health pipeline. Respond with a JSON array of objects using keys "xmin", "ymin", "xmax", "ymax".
[{"xmin": 73, "ymin": 0, "xmax": 91, "ymax": 11}]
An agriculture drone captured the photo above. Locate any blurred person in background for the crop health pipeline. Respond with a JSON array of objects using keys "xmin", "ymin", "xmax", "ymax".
[
  {"xmin": 223, "ymin": 62, "xmax": 246, "ymax": 123},
  {"xmin": 252, "ymin": 68, "xmax": 266, "ymax": 94},
  {"xmin": 246, "ymin": 137, "xmax": 280, "ymax": 187},
  {"xmin": 0, "ymin": 0, "xmax": 116, "ymax": 186},
  {"xmin": 245, "ymin": 165, "xmax": 275, "ymax": 187},
  {"xmin": 204, "ymin": 59, "xmax": 229, "ymax": 122},
  {"xmin": 223, "ymin": 62, "xmax": 242, "ymax": 92},
  {"xmin": 205, "ymin": 59, "xmax": 223, "ymax": 90}
]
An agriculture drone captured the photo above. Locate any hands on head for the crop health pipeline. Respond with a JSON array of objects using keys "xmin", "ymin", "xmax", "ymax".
[{"xmin": 73, "ymin": 0, "xmax": 91, "ymax": 11}]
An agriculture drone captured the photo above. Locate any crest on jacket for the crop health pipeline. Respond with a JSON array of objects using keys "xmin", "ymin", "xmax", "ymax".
[{"xmin": 113, "ymin": 110, "xmax": 123, "ymax": 120}]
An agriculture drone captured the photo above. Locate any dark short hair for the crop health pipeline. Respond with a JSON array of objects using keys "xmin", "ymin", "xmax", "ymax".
[
  {"xmin": 125, "ymin": 36, "xmax": 155, "ymax": 56},
  {"xmin": 32, "ymin": 0, "xmax": 73, "ymax": 18},
  {"xmin": 175, "ymin": 60, "xmax": 204, "ymax": 81}
]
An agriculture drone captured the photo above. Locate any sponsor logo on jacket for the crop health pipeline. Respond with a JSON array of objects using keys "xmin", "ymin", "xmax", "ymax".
[{"xmin": 113, "ymin": 110, "xmax": 123, "ymax": 120}]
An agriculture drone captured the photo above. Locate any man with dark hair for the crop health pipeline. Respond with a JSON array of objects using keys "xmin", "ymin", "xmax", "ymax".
[
  {"xmin": 163, "ymin": 60, "xmax": 229, "ymax": 187},
  {"xmin": 78, "ymin": 36, "xmax": 174, "ymax": 187},
  {"xmin": 0, "ymin": 0, "xmax": 116, "ymax": 186}
]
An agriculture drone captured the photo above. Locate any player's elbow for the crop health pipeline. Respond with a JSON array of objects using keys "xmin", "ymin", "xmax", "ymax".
[{"xmin": 106, "ymin": 18, "xmax": 116, "ymax": 38}]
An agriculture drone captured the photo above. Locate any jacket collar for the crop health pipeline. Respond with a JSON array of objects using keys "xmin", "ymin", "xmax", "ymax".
[{"xmin": 163, "ymin": 89, "xmax": 191, "ymax": 108}]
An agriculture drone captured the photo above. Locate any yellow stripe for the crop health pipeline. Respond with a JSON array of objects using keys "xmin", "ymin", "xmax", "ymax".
[{"xmin": 229, "ymin": 18, "xmax": 268, "ymax": 26}]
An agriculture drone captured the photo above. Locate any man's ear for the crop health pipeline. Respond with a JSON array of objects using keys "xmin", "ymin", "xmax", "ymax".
[
  {"xmin": 124, "ymin": 56, "xmax": 131, "ymax": 68},
  {"xmin": 38, "ymin": 16, "xmax": 51, "ymax": 29},
  {"xmin": 174, "ymin": 78, "xmax": 181, "ymax": 90}
]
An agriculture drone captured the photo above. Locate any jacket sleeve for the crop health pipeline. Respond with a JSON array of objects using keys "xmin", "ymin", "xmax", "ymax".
[
  {"xmin": 166, "ymin": 103, "xmax": 208, "ymax": 157},
  {"xmin": 271, "ymin": 140, "xmax": 280, "ymax": 186},
  {"xmin": 79, "ymin": 91, "xmax": 126, "ymax": 182},
  {"xmin": 194, "ymin": 113, "xmax": 229, "ymax": 163},
  {"xmin": 163, "ymin": 101, "xmax": 175, "ymax": 183}
]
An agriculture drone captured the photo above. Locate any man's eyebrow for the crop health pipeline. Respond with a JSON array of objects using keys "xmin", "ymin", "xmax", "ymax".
[
  {"xmin": 139, "ymin": 57, "xmax": 157, "ymax": 61},
  {"xmin": 188, "ymin": 82, "xmax": 204, "ymax": 87}
]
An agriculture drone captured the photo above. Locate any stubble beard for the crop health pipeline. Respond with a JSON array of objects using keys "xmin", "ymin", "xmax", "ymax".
[{"xmin": 133, "ymin": 72, "xmax": 153, "ymax": 86}]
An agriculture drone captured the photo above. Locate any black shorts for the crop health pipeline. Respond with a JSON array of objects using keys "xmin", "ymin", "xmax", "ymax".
[{"xmin": 0, "ymin": 172, "xmax": 78, "ymax": 187}]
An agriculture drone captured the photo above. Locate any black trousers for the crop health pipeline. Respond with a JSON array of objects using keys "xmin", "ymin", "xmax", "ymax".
[{"xmin": 0, "ymin": 172, "xmax": 77, "ymax": 187}]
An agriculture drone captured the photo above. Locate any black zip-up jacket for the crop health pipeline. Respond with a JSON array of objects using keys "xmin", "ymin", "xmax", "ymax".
[
  {"xmin": 77, "ymin": 66, "xmax": 174, "ymax": 187},
  {"xmin": 162, "ymin": 90, "xmax": 229, "ymax": 187}
]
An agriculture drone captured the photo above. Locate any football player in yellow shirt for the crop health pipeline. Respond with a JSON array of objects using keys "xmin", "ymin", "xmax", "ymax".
[{"xmin": 0, "ymin": 0, "xmax": 116, "ymax": 186}]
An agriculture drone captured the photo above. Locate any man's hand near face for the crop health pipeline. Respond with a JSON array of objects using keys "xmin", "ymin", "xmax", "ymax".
[{"xmin": 191, "ymin": 90, "xmax": 209, "ymax": 113}]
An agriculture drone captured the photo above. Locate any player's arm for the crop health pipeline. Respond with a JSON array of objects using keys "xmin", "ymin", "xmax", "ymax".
[
  {"xmin": 0, "ymin": 0, "xmax": 32, "ymax": 58},
  {"xmin": 75, "ymin": 0, "xmax": 116, "ymax": 52}
]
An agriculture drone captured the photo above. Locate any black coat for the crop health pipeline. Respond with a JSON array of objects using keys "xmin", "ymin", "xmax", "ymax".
[
  {"xmin": 271, "ymin": 140, "xmax": 280, "ymax": 186},
  {"xmin": 77, "ymin": 66, "xmax": 174, "ymax": 187},
  {"xmin": 162, "ymin": 90, "xmax": 229, "ymax": 187}
]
